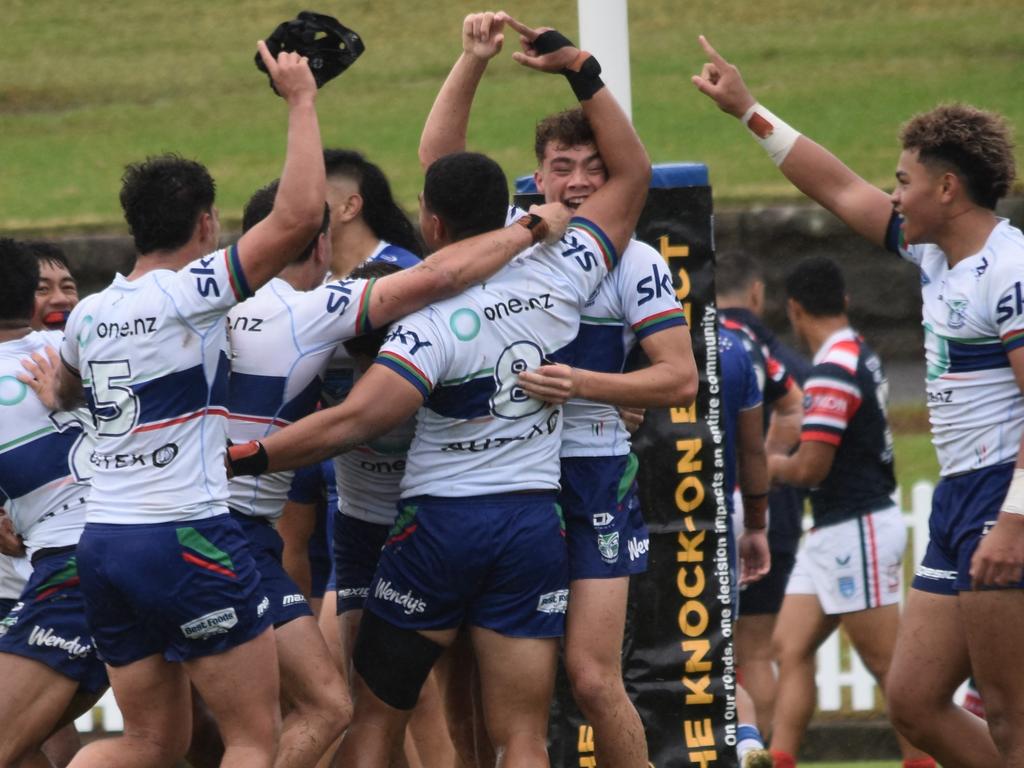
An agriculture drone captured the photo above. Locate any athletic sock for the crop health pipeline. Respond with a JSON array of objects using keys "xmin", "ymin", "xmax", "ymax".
[
  {"xmin": 736, "ymin": 724, "xmax": 765, "ymax": 760},
  {"xmin": 770, "ymin": 749, "xmax": 797, "ymax": 768},
  {"xmin": 902, "ymin": 759, "xmax": 937, "ymax": 768}
]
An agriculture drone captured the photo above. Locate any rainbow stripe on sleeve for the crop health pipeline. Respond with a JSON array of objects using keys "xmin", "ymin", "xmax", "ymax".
[
  {"xmin": 631, "ymin": 307, "xmax": 687, "ymax": 340},
  {"xmin": 569, "ymin": 216, "xmax": 619, "ymax": 271},
  {"xmin": 356, "ymin": 278, "xmax": 376, "ymax": 335},
  {"xmin": 224, "ymin": 244, "xmax": 253, "ymax": 301},
  {"xmin": 376, "ymin": 351, "xmax": 432, "ymax": 400}
]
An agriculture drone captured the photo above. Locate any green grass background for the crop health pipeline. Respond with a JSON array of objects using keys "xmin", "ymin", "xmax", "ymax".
[{"xmin": 2, "ymin": 0, "xmax": 1022, "ymax": 232}]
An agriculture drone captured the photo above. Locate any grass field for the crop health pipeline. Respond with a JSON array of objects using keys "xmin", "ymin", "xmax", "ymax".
[{"xmin": 2, "ymin": 0, "xmax": 1022, "ymax": 233}]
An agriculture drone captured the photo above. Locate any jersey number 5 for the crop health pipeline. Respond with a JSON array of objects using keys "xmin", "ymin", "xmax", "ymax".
[{"xmin": 89, "ymin": 360, "xmax": 140, "ymax": 437}]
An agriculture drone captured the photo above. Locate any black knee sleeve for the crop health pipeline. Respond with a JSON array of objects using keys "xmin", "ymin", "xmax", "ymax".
[{"xmin": 353, "ymin": 609, "xmax": 444, "ymax": 710}]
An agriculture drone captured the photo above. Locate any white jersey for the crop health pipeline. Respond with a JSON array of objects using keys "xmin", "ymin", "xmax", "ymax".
[
  {"xmin": 1, "ymin": 331, "xmax": 91, "ymax": 555},
  {"xmin": 336, "ymin": 404, "xmax": 416, "ymax": 526},
  {"xmin": 559, "ymin": 239, "xmax": 686, "ymax": 457},
  {"xmin": 0, "ymin": 554, "xmax": 32, "ymax": 601},
  {"xmin": 226, "ymin": 276, "xmax": 374, "ymax": 520},
  {"xmin": 377, "ymin": 217, "xmax": 618, "ymax": 498},
  {"xmin": 61, "ymin": 246, "xmax": 252, "ymax": 525},
  {"xmin": 893, "ymin": 218, "xmax": 1024, "ymax": 475},
  {"xmin": 319, "ymin": 240, "xmax": 421, "ymax": 524}
]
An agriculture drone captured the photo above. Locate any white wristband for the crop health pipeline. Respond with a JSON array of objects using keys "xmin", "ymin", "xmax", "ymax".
[
  {"xmin": 1001, "ymin": 468, "xmax": 1024, "ymax": 515},
  {"xmin": 740, "ymin": 102, "xmax": 801, "ymax": 166}
]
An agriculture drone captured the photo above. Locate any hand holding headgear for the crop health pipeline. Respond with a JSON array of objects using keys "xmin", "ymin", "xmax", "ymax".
[{"xmin": 255, "ymin": 11, "xmax": 365, "ymax": 93}]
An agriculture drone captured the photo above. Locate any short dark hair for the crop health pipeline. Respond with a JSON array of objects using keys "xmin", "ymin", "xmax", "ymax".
[
  {"xmin": 119, "ymin": 154, "xmax": 216, "ymax": 254},
  {"xmin": 900, "ymin": 104, "xmax": 1016, "ymax": 210},
  {"xmin": 422, "ymin": 152, "xmax": 508, "ymax": 243},
  {"xmin": 324, "ymin": 149, "xmax": 422, "ymax": 256},
  {"xmin": 25, "ymin": 240, "xmax": 72, "ymax": 274},
  {"xmin": 716, "ymin": 250, "xmax": 764, "ymax": 297},
  {"xmin": 785, "ymin": 256, "xmax": 846, "ymax": 317},
  {"xmin": 534, "ymin": 107, "xmax": 596, "ymax": 163},
  {"xmin": 0, "ymin": 238, "xmax": 40, "ymax": 322},
  {"xmin": 241, "ymin": 180, "xmax": 329, "ymax": 263},
  {"xmin": 342, "ymin": 261, "xmax": 402, "ymax": 359}
]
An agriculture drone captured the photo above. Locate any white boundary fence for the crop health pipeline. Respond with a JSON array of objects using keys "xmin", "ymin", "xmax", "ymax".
[{"xmin": 76, "ymin": 482, "xmax": 946, "ymax": 731}]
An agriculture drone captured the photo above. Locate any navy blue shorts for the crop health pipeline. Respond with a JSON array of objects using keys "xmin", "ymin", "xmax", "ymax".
[
  {"xmin": 559, "ymin": 454, "xmax": 649, "ymax": 581},
  {"xmin": 366, "ymin": 494, "xmax": 569, "ymax": 638},
  {"xmin": 913, "ymin": 462, "xmax": 1019, "ymax": 595},
  {"xmin": 77, "ymin": 516, "xmax": 273, "ymax": 665},
  {"xmin": 0, "ymin": 597, "xmax": 16, "ymax": 619},
  {"xmin": 738, "ymin": 551, "xmax": 796, "ymax": 616},
  {"xmin": 0, "ymin": 548, "xmax": 108, "ymax": 692},
  {"xmin": 333, "ymin": 513, "xmax": 390, "ymax": 614},
  {"xmin": 230, "ymin": 511, "xmax": 313, "ymax": 626}
]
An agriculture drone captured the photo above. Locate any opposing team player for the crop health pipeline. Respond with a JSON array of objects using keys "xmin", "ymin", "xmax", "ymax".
[
  {"xmin": 0, "ymin": 238, "xmax": 103, "ymax": 768},
  {"xmin": 38, "ymin": 45, "xmax": 329, "ymax": 768},
  {"xmin": 717, "ymin": 249, "xmax": 807, "ymax": 733},
  {"xmin": 693, "ymin": 36, "xmax": 1022, "ymax": 768},
  {"xmin": 229, "ymin": 16, "xmax": 650, "ymax": 766},
  {"xmin": 765, "ymin": 258, "xmax": 932, "ymax": 768},
  {"xmin": 419, "ymin": 14, "xmax": 697, "ymax": 767}
]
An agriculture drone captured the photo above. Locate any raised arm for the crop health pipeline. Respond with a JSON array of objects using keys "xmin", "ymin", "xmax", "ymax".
[
  {"xmin": 691, "ymin": 36, "xmax": 893, "ymax": 248},
  {"xmin": 504, "ymin": 15, "xmax": 651, "ymax": 256},
  {"xmin": 364, "ymin": 201, "xmax": 569, "ymax": 329},
  {"xmin": 235, "ymin": 42, "xmax": 327, "ymax": 290},
  {"xmin": 419, "ymin": 12, "xmax": 506, "ymax": 170}
]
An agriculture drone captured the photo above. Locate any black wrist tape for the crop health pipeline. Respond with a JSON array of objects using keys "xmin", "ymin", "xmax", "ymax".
[
  {"xmin": 229, "ymin": 440, "xmax": 269, "ymax": 476},
  {"xmin": 533, "ymin": 29, "xmax": 575, "ymax": 54},
  {"xmin": 531, "ymin": 29, "xmax": 604, "ymax": 101}
]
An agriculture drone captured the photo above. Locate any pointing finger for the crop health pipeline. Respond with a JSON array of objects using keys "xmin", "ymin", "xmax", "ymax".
[
  {"xmin": 257, "ymin": 40, "xmax": 278, "ymax": 74},
  {"xmin": 502, "ymin": 14, "xmax": 537, "ymax": 40},
  {"xmin": 698, "ymin": 34, "xmax": 728, "ymax": 68}
]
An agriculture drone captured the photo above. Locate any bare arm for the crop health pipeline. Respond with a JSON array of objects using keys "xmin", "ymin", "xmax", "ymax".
[
  {"xmin": 768, "ymin": 439, "xmax": 836, "ymax": 488},
  {"xmin": 278, "ymin": 498, "xmax": 319, "ymax": 598},
  {"xmin": 235, "ymin": 42, "xmax": 326, "ymax": 291},
  {"xmin": 737, "ymin": 404, "xmax": 770, "ymax": 583},
  {"xmin": 365, "ymin": 202, "xmax": 569, "ymax": 329},
  {"xmin": 504, "ymin": 15, "xmax": 651, "ymax": 256},
  {"xmin": 516, "ymin": 324, "xmax": 697, "ymax": 408},
  {"xmin": 254, "ymin": 364, "xmax": 423, "ymax": 474},
  {"xmin": 971, "ymin": 347, "xmax": 1024, "ymax": 587},
  {"xmin": 691, "ymin": 36, "xmax": 893, "ymax": 248},
  {"xmin": 765, "ymin": 383, "xmax": 804, "ymax": 455},
  {"xmin": 418, "ymin": 12, "xmax": 506, "ymax": 170}
]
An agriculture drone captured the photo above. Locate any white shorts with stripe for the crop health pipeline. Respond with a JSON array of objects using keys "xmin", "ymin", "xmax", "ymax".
[{"xmin": 786, "ymin": 505, "xmax": 905, "ymax": 615}]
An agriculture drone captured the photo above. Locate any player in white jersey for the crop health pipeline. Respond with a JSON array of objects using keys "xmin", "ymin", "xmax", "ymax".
[
  {"xmin": 417, "ymin": 14, "xmax": 697, "ymax": 767},
  {"xmin": 693, "ymin": 37, "xmax": 1023, "ymax": 768},
  {"xmin": 34, "ymin": 46, "xmax": 331, "ymax": 768},
  {"xmin": 229, "ymin": 17, "xmax": 650, "ymax": 766},
  {"xmin": 0, "ymin": 240, "xmax": 104, "ymax": 767}
]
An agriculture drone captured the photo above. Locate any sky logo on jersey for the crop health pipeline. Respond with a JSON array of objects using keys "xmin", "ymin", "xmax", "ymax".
[
  {"xmin": 180, "ymin": 608, "xmax": 239, "ymax": 639},
  {"xmin": 636, "ymin": 263, "xmax": 673, "ymax": 306},
  {"xmin": 449, "ymin": 308, "xmax": 481, "ymax": 342},
  {"xmin": 996, "ymin": 282, "xmax": 1024, "ymax": 324},
  {"xmin": 536, "ymin": 589, "xmax": 569, "ymax": 614},
  {"xmin": 382, "ymin": 325, "xmax": 433, "ymax": 355}
]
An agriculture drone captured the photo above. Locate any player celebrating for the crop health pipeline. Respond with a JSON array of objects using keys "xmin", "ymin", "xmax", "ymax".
[
  {"xmin": 693, "ymin": 36, "xmax": 1023, "ymax": 768},
  {"xmin": 229, "ymin": 15, "xmax": 650, "ymax": 766},
  {"xmin": 0, "ymin": 239, "xmax": 103, "ymax": 768},
  {"xmin": 419, "ymin": 14, "xmax": 697, "ymax": 767},
  {"xmin": 37, "ymin": 44, "xmax": 329, "ymax": 768}
]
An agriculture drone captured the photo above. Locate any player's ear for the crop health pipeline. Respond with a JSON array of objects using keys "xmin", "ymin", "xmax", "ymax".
[
  {"xmin": 938, "ymin": 170, "xmax": 960, "ymax": 204},
  {"xmin": 533, "ymin": 169, "xmax": 545, "ymax": 194},
  {"xmin": 339, "ymin": 192, "xmax": 364, "ymax": 223},
  {"xmin": 196, "ymin": 209, "xmax": 217, "ymax": 247}
]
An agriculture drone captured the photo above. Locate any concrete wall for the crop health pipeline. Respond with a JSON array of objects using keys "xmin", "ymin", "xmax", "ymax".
[{"xmin": 44, "ymin": 196, "xmax": 1024, "ymax": 363}]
